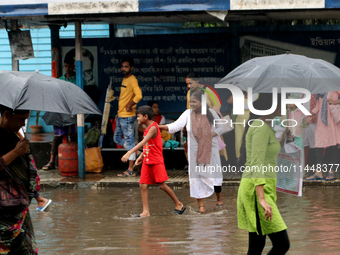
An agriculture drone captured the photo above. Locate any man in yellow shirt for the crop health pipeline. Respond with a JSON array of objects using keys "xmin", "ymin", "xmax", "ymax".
[{"xmin": 115, "ymin": 57, "xmax": 142, "ymax": 177}]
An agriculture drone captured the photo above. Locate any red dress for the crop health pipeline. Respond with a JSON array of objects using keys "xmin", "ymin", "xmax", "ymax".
[{"xmin": 139, "ymin": 122, "xmax": 168, "ymax": 184}]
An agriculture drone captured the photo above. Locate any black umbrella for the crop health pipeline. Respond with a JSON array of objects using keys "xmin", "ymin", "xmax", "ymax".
[
  {"xmin": 42, "ymin": 112, "xmax": 77, "ymax": 127},
  {"xmin": 0, "ymin": 71, "xmax": 101, "ymax": 115}
]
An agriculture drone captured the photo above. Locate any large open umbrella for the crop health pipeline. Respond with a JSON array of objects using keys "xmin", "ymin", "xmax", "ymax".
[
  {"xmin": 0, "ymin": 70, "xmax": 101, "ymax": 115},
  {"xmin": 216, "ymin": 53, "xmax": 340, "ymax": 93},
  {"xmin": 42, "ymin": 112, "xmax": 78, "ymax": 127}
]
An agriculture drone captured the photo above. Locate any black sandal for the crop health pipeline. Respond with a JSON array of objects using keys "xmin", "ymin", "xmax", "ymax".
[
  {"xmin": 174, "ymin": 205, "xmax": 186, "ymax": 215},
  {"xmin": 42, "ymin": 162, "xmax": 55, "ymax": 170},
  {"xmin": 117, "ymin": 169, "xmax": 136, "ymax": 177}
]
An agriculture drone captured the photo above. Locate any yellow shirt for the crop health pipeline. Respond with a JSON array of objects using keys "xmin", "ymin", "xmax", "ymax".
[
  {"xmin": 118, "ymin": 75, "xmax": 142, "ymax": 117},
  {"xmin": 187, "ymin": 90, "xmax": 190, "ymax": 109}
]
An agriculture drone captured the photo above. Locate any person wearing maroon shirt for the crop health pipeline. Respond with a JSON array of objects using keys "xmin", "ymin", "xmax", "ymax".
[{"xmin": 121, "ymin": 106, "xmax": 186, "ymax": 217}]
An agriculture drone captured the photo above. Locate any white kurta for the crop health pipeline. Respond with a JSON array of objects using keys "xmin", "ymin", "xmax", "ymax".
[{"xmin": 167, "ymin": 109, "xmax": 224, "ymax": 199}]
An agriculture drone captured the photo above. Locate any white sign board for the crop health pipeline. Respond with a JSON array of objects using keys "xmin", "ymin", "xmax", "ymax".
[
  {"xmin": 48, "ymin": 0, "xmax": 138, "ymax": 14},
  {"xmin": 230, "ymin": 0, "xmax": 324, "ymax": 10}
]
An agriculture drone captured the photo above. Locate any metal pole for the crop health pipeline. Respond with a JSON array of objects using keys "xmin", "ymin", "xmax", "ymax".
[
  {"xmin": 11, "ymin": 20, "xmax": 19, "ymax": 71},
  {"xmin": 75, "ymin": 21, "xmax": 85, "ymax": 179}
]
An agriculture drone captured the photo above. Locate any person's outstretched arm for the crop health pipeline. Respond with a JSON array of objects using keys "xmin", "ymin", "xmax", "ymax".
[
  {"xmin": 121, "ymin": 126, "xmax": 157, "ymax": 162},
  {"xmin": 160, "ymin": 110, "xmax": 189, "ymax": 133},
  {"xmin": 158, "ymin": 124, "xmax": 168, "ymax": 131}
]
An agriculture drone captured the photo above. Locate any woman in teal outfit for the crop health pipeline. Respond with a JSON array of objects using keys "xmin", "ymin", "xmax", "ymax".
[{"xmin": 237, "ymin": 94, "xmax": 290, "ymax": 255}]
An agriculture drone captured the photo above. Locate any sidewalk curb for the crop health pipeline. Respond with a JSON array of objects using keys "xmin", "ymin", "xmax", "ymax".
[{"xmin": 39, "ymin": 180, "xmax": 340, "ymax": 189}]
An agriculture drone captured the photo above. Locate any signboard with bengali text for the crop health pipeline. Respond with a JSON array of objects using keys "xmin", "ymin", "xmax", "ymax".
[
  {"xmin": 61, "ymin": 33, "xmax": 229, "ymax": 116},
  {"xmin": 230, "ymin": 0, "xmax": 324, "ymax": 10}
]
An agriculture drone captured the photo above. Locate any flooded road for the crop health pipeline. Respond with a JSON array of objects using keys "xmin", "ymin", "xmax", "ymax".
[{"xmin": 31, "ymin": 187, "xmax": 340, "ymax": 254}]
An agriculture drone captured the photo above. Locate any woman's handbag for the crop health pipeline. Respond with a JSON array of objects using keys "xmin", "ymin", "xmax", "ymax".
[
  {"xmin": 0, "ymin": 158, "xmax": 29, "ymax": 213},
  {"xmin": 211, "ymin": 107, "xmax": 234, "ymax": 151},
  {"xmin": 85, "ymin": 146, "xmax": 104, "ymax": 173},
  {"xmin": 329, "ymin": 104, "xmax": 340, "ymax": 124},
  {"xmin": 212, "ymin": 106, "xmax": 234, "ymax": 135}
]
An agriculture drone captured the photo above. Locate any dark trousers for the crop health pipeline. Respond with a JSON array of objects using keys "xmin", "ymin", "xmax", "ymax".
[
  {"xmin": 214, "ymin": 186, "xmax": 222, "ymax": 193},
  {"xmin": 248, "ymin": 201, "xmax": 290, "ymax": 255},
  {"xmin": 315, "ymin": 145, "xmax": 338, "ymax": 172}
]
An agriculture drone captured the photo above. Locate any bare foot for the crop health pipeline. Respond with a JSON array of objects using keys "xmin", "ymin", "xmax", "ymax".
[
  {"xmin": 36, "ymin": 196, "xmax": 48, "ymax": 208},
  {"xmin": 175, "ymin": 202, "xmax": 184, "ymax": 210},
  {"xmin": 136, "ymin": 212, "xmax": 150, "ymax": 217},
  {"xmin": 198, "ymin": 206, "xmax": 205, "ymax": 213}
]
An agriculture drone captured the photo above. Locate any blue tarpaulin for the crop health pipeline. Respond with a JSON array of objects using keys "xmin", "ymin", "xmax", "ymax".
[
  {"xmin": 139, "ymin": 0, "xmax": 229, "ymax": 12},
  {"xmin": 0, "ymin": 4, "xmax": 47, "ymax": 17}
]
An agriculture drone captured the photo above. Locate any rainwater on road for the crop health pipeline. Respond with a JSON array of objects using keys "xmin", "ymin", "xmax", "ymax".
[{"xmin": 31, "ymin": 187, "xmax": 340, "ymax": 255}]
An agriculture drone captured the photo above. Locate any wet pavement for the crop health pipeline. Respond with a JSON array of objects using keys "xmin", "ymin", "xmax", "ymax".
[{"xmin": 31, "ymin": 187, "xmax": 340, "ymax": 255}]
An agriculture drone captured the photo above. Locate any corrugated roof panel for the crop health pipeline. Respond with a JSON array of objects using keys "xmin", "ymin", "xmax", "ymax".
[{"xmin": 31, "ymin": 38, "xmax": 51, "ymax": 44}]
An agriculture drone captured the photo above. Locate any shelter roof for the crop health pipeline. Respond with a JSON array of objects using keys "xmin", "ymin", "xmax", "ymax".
[{"xmin": 1, "ymin": 0, "xmax": 340, "ymax": 26}]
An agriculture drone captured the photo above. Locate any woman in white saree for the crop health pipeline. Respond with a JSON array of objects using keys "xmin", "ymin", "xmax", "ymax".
[{"xmin": 159, "ymin": 91, "xmax": 224, "ymax": 212}]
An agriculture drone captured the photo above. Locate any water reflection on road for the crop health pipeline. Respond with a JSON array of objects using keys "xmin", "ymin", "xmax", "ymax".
[{"xmin": 31, "ymin": 187, "xmax": 340, "ymax": 254}]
